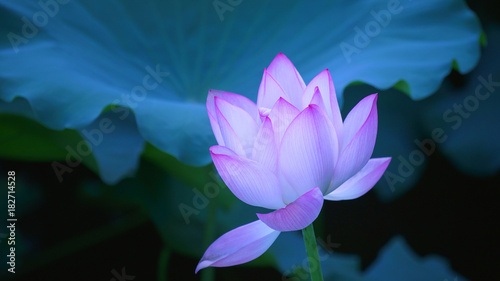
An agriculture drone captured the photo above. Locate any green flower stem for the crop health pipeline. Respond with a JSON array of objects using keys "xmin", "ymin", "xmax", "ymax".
[
  {"xmin": 157, "ymin": 247, "xmax": 171, "ymax": 281},
  {"xmin": 302, "ymin": 223, "xmax": 324, "ymax": 281}
]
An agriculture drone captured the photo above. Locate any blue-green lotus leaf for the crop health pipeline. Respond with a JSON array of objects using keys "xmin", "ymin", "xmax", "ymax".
[
  {"xmin": 420, "ymin": 25, "xmax": 500, "ymax": 176},
  {"xmin": 364, "ymin": 236, "xmax": 468, "ymax": 281},
  {"xmin": 0, "ymin": 98, "xmax": 143, "ymax": 184},
  {"xmin": 77, "ymin": 111, "xmax": 145, "ymax": 184},
  {"xmin": 271, "ymin": 231, "xmax": 364, "ymax": 281},
  {"xmin": 0, "ymin": 0, "xmax": 482, "ymax": 180}
]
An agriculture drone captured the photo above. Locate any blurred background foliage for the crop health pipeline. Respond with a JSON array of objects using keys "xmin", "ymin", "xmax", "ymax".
[{"xmin": 0, "ymin": 0, "xmax": 499, "ymax": 280}]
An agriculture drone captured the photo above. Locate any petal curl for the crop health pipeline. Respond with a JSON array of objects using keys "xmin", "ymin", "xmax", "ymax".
[
  {"xmin": 266, "ymin": 53, "xmax": 306, "ymax": 108},
  {"xmin": 279, "ymin": 105, "xmax": 338, "ymax": 202},
  {"xmin": 257, "ymin": 187, "xmax": 323, "ymax": 232},
  {"xmin": 325, "ymin": 157, "xmax": 391, "ymax": 200},
  {"xmin": 211, "ymin": 146, "xmax": 285, "ymax": 209},
  {"xmin": 332, "ymin": 94, "xmax": 378, "ymax": 188},
  {"xmin": 196, "ymin": 220, "xmax": 280, "ymax": 273}
]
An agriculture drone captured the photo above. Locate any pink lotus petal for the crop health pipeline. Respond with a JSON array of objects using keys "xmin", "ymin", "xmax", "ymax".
[
  {"xmin": 302, "ymin": 70, "xmax": 332, "ymax": 114},
  {"xmin": 302, "ymin": 69, "xmax": 343, "ymax": 146},
  {"xmin": 215, "ymin": 104, "xmax": 245, "ymax": 156},
  {"xmin": 267, "ymin": 53, "xmax": 306, "ymax": 109},
  {"xmin": 207, "ymin": 90, "xmax": 259, "ymax": 148},
  {"xmin": 251, "ymin": 117, "xmax": 278, "ymax": 172},
  {"xmin": 325, "ymin": 157, "xmax": 391, "ymax": 200},
  {"xmin": 195, "ymin": 220, "xmax": 280, "ymax": 273},
  {"xmin": 215, "ymin": 97, "xmax": 259, "ymax": 157},
  {"xmin": 257, "ymin": 187, "xmax": 324, "ymax": 232},
  {"xmin": 331, "ymin": 94, "xmax": 378, "ymax": 188},
  {"xmin": 342, "ymin": 94, "xmax": 378, "ymax": 148},
  {"xmin": 216, "ymin": 110, "xmax": 246, "ymax": 156},
  {"xmin": 257, "ymin": 69, "xmax": 290, "ymax": 110},
  {"xmin": 208, "ymin": 90, "xmax": 260, "ymax": 123},
  {"xmin": 268, "ymin": 97, "xmax": 300, "ymax": 146},
  {"xmin": 279, "ymin": 105, "xmax": 338, "ymax": 202},
  {"xmin": 210, "ymin": 146, "xmax": 285, "ymax": 209},
  {"xmin": 208, "ymin": 110, "xmax": 224, "ymax": 146}
]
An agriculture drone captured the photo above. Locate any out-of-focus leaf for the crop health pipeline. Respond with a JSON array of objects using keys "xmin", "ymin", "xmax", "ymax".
[
  {"xmin": 0, "ymin": 113, "xmax": 81, "ymax": 161},
  {"xmin": 0, "ymin": 98, "xmax": 142, "ymax": 184},
  {"xmin": 364, "ymin": 236, "xmax": 468, "ymax": 281},
  {"xmin": 420, "ymin": 25, "xmax": 500, "ymax": 176},
  {"xmin": 82, "ymin": 160, "xmax": 206, "ymax": 257},
  {"xmin": 270, "ymin": 230, "xmax": 364, "ymax": 281},
  {"xmin": 142, "ymin": 143, "xmax": 213, "ymax": 189},
  {"xmin": 77, "ymin": 110, "xmax": 145, "ymax": 184},
  {"xmin": 0, "ymin": 0, "xmax": 482, "ymax": 180},
  {"xmin": 82, "ymin": 159, "xmax": 236, "ymax": 257}
]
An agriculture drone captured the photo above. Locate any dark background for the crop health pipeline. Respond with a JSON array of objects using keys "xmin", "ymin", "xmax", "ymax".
[{"xmin": 3, "ymin": 128, "xmax": 499, "ymax": 281}]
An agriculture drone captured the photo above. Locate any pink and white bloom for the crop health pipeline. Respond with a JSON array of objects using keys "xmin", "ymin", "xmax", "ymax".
[{"xmin": 196, "ymin": 53, "xmax": 391, "ymax": 273}]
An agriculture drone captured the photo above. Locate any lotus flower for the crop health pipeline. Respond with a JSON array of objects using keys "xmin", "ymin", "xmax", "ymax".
[{"xmin": 196, "ymin": 54, "xmax": 391, "ymax": 273}]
